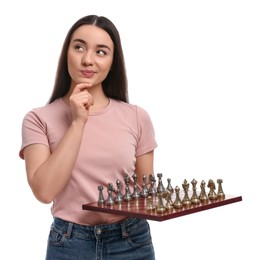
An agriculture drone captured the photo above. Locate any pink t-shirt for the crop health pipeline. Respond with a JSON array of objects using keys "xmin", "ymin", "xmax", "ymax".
[{"xmin": 19, "ymin": 98, "xmax": 157, "ymax": 225}]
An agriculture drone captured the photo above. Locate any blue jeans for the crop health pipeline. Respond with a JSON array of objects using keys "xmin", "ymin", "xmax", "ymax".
[{"xmin": 45, "ymin": 217, "xmax": 156, "ymax": 260}]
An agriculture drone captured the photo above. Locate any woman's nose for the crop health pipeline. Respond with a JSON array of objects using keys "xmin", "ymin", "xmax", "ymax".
[{"xmin": 82, "ymin": 51, "xmax": 94, "ymax": 66}]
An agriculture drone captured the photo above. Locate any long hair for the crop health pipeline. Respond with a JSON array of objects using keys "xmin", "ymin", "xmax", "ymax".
[{"xmin": 48, "ymin": 15, "xmax": 128, "ymax": 104}]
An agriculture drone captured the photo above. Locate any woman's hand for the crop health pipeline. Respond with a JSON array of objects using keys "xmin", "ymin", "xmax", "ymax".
[{"xmin": 69, "ymin": 83, "xmax": 94, "ymax": 124}]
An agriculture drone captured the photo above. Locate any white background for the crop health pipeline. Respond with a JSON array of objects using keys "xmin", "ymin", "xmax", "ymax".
[{"xmin": 0, "ymin": 0, "xmax": 262, "ymax": 259}]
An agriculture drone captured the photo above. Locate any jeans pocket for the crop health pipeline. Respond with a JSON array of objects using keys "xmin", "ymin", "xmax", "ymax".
[
  {"xmin": 126, "ymin": 220, "xmax": 152, "ymax": 248},
  {"xmin": 47, "ymin": 226, "xmax": 66, "ymax": 247}
]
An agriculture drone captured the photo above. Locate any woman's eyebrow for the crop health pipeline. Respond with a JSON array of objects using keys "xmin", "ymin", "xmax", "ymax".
[
  {"xmin": 72, "ymin": 38, "xmax": 111, "ymax": 51},
  {"xmin": 72, "ymin": 38, "xmax": 86, "ymax": 44},
  {"xmin": 97, "ymin": 44, "xmax": 111, "ymax": 51}
]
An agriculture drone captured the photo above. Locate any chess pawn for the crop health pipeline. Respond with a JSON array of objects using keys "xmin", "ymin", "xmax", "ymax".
[
  {"xmin": 191, "ymin": 179, "xmax": 200, "ymax": 205},
  {"xmin": 166, "ymin": 178, "xmax": 174, "ymax": 193},
  {"xmin": 106, "ymin": 183, "xmax": 115, "ymax": 206},
  {"xmin": 217, "ymin": 179, "xmax": 225, "ymax": 200},
  {"xmin": 156, "ymin": 192, "xmax": 167, "ymax": 213},
  {"xmin": 115, "ymin": 179, "xmax": 123, "ymax": 203},
  {"xmin": 148, "ymin": 178, "xmax": 157, "ymax": 197},
  {"xmin": 124, "ymin": 173, "xmax": 130, "ymax": 185},
  {"xmin": 199, "ymin": 180, "xmax": 209, "ymax": 203},
  {"xmin": 140, "ymin": 175, "xmax": 149, "ymax": 198},
  {"xmin": 132, "ymin": 173, "xmax": 141, "ymax": 199},
  {"xmin": 157, "ymin": 173, "xmax": 165, "ymax": 194},
  {"xmin": 123, "ymin": 185, "xmax": 132, "ymax": 202},
  {"xmin": 173, "ymin": 186, "xmax": 183, "ymax": 209},
  {"xmin": 182, "ymin": 179, "xmax": 192, "ymax": 207},
  {"xmin": 207, "ymin": 179, "xmax": 218, "ymax": 200},
  {"xmin": 97, "ymin": 185, "xmax": 105, "ymax": 205}
]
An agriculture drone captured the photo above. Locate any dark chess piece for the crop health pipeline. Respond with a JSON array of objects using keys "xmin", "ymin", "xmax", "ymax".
[
  {"xmin": 148, "ymin": 175, "xmax": 157, "ymax": 197},
  {"xmin": 217, "ymin": 179, "xmax": 225, "ymax": 200},
  {"xmin": 140, "ymin": 175, "xmax": 149, "ymax": 198},
  {"xmin": 132, "ymin": 173, "xmax": 141, "ymax": 199},
  {"xmin": 149, "ymin": 174, "xmax": 155, "ymax": 182},
  {"xmin": 115, "ymin": 179, "xmax": 123, "ymax": 203},
  {"xmin": 106, "ymin": 183, "xmax": 115, "ymax": 206},
  {"xmin": 157, "ymin": 173, "xmax": 165, "ymax": 194},
  {"xmin": 123, "ymin": 173, "xmax": 132, "ymax": 201},
  {"xmin": 191, "ymin": 179, "xmax": 200, "ymax": 205},
  {"xmin": 199, "ymin": 180, "xmax": 209, "ymax": 203},
  {"xmin": 207, "ymin": 179, "xmax": 218, "ymax": 200},
  {"xmin": 97, "ymin": 185, "xmax": 105, "ymax": 205},
  {"xmin": 182, "ymin": 179, "xmax": 192, "ymax": 207},
  {"xmin": 123, "ymin": 185, "xmax": 132, "ymax": 201},
  {"xmin": 108, "ymin": 182, "xmax": 116, "ymax": 194}
]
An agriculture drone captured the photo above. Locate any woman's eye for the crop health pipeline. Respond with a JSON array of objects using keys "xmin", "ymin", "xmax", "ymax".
[
  {"xmin": 74, "ymin": 45, "xmax": 85, "ymax": 52},
  {"xmin": 97, "ymin": 50, "xmax": 106, "ymax": 56}
]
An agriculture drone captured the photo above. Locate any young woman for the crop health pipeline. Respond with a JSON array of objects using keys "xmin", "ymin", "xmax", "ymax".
[{"xmin": 19, "ymin": 15, "xmax": 157, "ymax": 260}]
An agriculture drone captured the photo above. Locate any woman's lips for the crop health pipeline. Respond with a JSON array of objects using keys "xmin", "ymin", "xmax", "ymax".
[{"xmin": 81, "ymin": 70, "xmax": 96, "ymax": 78}]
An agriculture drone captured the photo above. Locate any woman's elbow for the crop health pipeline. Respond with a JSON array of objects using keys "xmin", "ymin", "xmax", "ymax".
[{"xmin": 30, "ymin": 186, "xmax": 54, "ymax": 204}]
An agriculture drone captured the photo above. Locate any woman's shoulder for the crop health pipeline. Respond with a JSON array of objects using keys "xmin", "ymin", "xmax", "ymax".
[
  {"xmin": 111, "ymin": 99, "xmax": 147, "ymax": 113},
  {"xmin": 111, "ymin": 99, "xmax": 151, "ymax": 123},
  {"xmin": 23, "ymin": 99, "xmax": 69, "ymax": 120}
]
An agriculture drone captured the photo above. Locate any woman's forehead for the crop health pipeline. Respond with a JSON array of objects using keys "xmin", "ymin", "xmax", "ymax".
[{"xmin": 72, "ymin": 25, "xmax": 113, "ymax": 47}]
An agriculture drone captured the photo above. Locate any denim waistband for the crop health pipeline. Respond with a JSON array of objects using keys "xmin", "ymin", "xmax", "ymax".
[{"xmin": 52, "ymin": 217, "xmax": 146, "ymax": 240}]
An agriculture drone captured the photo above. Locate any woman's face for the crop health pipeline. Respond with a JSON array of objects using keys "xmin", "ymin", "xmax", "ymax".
[{"xmin": 67, "ymin": 25, "xmax": 114, "ymax": 89}]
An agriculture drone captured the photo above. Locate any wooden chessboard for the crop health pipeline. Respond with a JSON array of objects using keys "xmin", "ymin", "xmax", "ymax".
[{"xmin": 82, "ymin": 194, "xmax": 242, "ymax": 221}]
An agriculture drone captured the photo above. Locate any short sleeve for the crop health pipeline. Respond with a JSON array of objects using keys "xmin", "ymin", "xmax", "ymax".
[
  {"xmin": 19, "ymin": 110, "xmax": 49, "ymax": 159},
  {"xmin": 135, "ymin": 106, "xmax": 158, "ymax": 156}
]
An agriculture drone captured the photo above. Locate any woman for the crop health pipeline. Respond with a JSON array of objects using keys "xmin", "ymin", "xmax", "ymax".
[{"xmin": 19, "ymin": 15, "xmax": 157, "ymax": 260}]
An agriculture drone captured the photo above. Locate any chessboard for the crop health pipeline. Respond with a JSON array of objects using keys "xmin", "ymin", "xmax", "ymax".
[
  {"xmin": 82, "ymin": 194, "xmax": 242, "ymax": 221},
  {"xmin": 82, "ymin": 174, "xmax": 242, "ymax": 221}
]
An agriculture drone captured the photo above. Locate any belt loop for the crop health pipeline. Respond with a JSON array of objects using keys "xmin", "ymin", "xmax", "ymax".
[
  {"xmin": 120, "ymin": 221, "xmax": 128, "ymax": 238},
  {"xmin": 65, "ymin": 222, "xmax": 74, "ymax": 238}
]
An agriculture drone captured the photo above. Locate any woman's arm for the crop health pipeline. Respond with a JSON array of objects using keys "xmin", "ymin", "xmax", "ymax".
[
  {"xmin": 24, "ymin": 120, "xmax": 85, "ymax": 204},
  {"xmin": 24, "ymin": 83, "xmax": 93, "ymax": 204},
  {"xmin": 135, "ymin": 150, "xmax": 155, "ymax": 187}
]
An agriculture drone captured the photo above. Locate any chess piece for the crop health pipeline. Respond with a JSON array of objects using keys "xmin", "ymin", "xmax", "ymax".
[
  {"xmin": 199, "ymin": 180, "xmax": 209, "ymax": 203},
  {"xmin": 191, "ymin": 179, "xmax": 200, "ymax": 205},
  {"xmin": 157, "ymin": 173, "xmax": 165, "ymax": 194},
  {"xmin": 123, "ymin": 186, "xmax": 132, "ymax": 201},
  {"xmin": 106, "ymin": 183, "xmax": 115, "ymax": 206},
  {"xmin": 173, "ymin": 186, "xmax": 183, "ymax": 209},
  {"xmin": 166, "ymin": 178, "xmax": 174, "ymax": 193},
  {"xmin": 148, "ymin": 175, "xmax": 157, "ymax": 197},
  {"xmin": 146, "ymin": 196, "xmax": 156, "ymax": 212},
  {"xmin": 182, "ymin": 179, "xmax": 192, "ymax": 207},
  {"xmin": 149, "ymin": 174, "xmax": 155, "ymax": 182},
  {"xmin": 140, "ymin": 175, "xmax": 149, "ymax": 198},
  {"xmin": 108, "ymin": 182, "xmax": 116, "ymax": 194},
  {"xmin": 123, "ymin": 173, "xmax": 132, "ymax": 201},
  {"xmin": 164, "ymin": 190, "xmax": 174, "ymax": 210},
  {"xmin": 132, "ymin": 173, "xmax": 141, "ymax": 199},
  {"xmin": 156, "ymin": 192, "xmax": 167, "ymax": 213},
  {"xmin": 97, "ymin": 185, "xmax": 105, "ymax": 205},
  {"xmin": 217, "ymin": 179, "xmax": 225, "ymax": 200},
  {"xmin": 207, "ymin": 179, "xmax": 218, "ymax": 200},
  {"xmin": 115, "ymin": 179, "xmax": 123, "ymax": 203}
]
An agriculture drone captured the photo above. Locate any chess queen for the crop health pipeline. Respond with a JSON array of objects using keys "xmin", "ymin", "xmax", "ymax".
[{"xmin": 19, "ymin": 15, "xmax": 157, "ymax": 260}]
